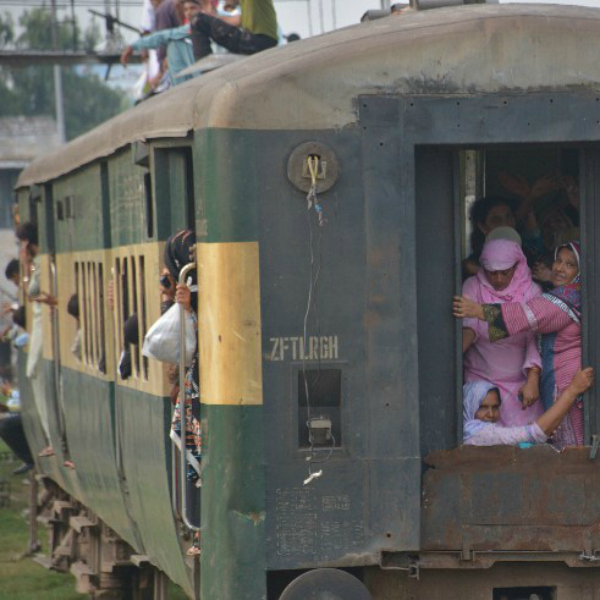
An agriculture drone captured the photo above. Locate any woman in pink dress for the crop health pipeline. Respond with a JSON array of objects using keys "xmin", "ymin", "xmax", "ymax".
[
  {"xmin": 455, "ymin": 242, "xmax": 583, "ymax": 449},
  {"xmin": 462, "ymin": 237, "xmax": 543, "ymax": 426}
]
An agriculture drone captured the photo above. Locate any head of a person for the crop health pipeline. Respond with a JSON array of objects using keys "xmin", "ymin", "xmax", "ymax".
[
  {"xmin": 479, "ymin": 237, "xmax": 526, "ymax": 293},
  {"xmin": 181, "ymin": 0, "xmax": 206, "ymax": 21},
  {"xmin": 551, "ymin": 242, "xmax": 580, "ymax": 288},
  {"xmin": 474, "ymin": 388, "xmax": 501, "ymax": 423},
  {"xmin": 165, "ymin": 229, "xmax": 196, "ymax": 281},
  {"xmin": 4, "ymin": 259, "xmax": 19, "ymax": 286},
  {"xmin": 463, "ymin": 381, "xmax": 502, "ymax": 439},
  {"xmin": 16, "ymin": 222, "xmax": 39, "ymax": 256},
  {"xmin": 470, "ymin": 196, "xmax": 517, "ymax": 256},
  {"xmin": 67, "ymin": 294, "xmax": 79, "ymax": 321}
]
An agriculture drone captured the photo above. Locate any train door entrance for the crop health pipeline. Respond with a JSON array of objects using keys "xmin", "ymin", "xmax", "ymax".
[
  {"xmin": 42, "ymin": 183, "xmax": 70, "ymax": 457},
  {"xmin": 361, "ymin": 92, "xmax": 600, "ymax": 457}
]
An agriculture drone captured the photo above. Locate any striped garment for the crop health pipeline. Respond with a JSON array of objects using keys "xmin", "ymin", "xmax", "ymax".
[{"xmin": 485, "ymin": 297, "xmax": 582, "ymax": 448}]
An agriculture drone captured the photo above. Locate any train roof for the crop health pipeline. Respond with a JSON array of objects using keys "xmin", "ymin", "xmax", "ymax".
[{"xmin": 17, "ymin": 3, "xmax": 600, "ymax": 188}]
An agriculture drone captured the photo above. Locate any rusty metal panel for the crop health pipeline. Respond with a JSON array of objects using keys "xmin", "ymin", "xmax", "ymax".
[{"xmin": 422, "ymin": 446, "xmax": 600, "ymax": 552}]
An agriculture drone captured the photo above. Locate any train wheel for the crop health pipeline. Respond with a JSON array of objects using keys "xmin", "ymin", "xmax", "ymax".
[{"xmin": 279, "ymin": 568, "xmax": 372, "ymax": 600}]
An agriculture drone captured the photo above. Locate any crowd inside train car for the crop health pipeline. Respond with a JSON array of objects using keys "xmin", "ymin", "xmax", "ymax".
[
  {"xmin": 121, "ymin": 0, "xmax": 296, "ymax": 100},
  {"xmin": 453, "ymin": 170, "xmax": 594, "ymax": 449}
]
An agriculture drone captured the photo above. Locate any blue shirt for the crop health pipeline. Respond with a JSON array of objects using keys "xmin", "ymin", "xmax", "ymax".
[{"xmin": 132, "ymin": 25, "xmax": 196, "ymax": 86}]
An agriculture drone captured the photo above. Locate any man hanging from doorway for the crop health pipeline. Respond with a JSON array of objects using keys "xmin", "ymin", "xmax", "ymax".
[{"xmin": 190, "ymin": 0, "xmax": 278, "ymax": 60}]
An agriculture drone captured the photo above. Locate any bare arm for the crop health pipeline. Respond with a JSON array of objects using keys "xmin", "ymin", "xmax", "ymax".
[{"xmin": 535, "ymin": 368, "xmax": 593, "ymax": 436}]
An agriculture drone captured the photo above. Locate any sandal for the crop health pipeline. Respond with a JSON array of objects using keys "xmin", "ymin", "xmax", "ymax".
[
  {"xmin": 186, "ymin": 545, "xmax": 201, "ymax": 557},
  {"xmin": 38, "ymin": 446, "xmax": 55, "ymax": 458}
]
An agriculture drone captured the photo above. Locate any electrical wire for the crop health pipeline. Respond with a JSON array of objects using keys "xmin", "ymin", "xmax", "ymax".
[{"xmin": 302, "ymin": 157, "xmax": 334, "ymax": 486}]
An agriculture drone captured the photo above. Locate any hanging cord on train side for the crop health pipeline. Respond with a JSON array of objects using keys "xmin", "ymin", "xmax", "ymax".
[
  {"xmin": 306, "ymin": 155, "xmax": 327, "ymax": 228},
  {"xmin": 302, "ymin": 156, "xmax": 335, "ymax": 486}
]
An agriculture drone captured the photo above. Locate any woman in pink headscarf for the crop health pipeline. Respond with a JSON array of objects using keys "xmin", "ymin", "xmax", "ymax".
[{"xmin": 462, "ymin": 236, "xmax": 542, "ymax": 426}]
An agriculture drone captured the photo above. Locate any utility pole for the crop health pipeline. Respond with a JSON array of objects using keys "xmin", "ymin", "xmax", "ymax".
[
  {"xmin": 50, "ymin": 0, "xmax": 66, "ymax": 144},
  {"xmin": 331, "ymin": 0, "xmax": 337, "ymax": 30},
  {"xmin": 381, "ymin": 0, "xmax": 391, "ymax": 8}
]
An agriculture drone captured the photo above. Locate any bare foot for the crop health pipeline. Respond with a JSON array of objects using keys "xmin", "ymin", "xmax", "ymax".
[
  {"xmin": 63, "ymin": 460, "xmax": 75, "ymax": 469},
  {"xmin": 38, "ymin": 446, "xmax": 54, "ymax": 458}
]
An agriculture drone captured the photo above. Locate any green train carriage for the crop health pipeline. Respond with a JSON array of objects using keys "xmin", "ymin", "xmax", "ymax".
[{"xmin": 15, "ymin": 4, "xmax": 600, "ymax": 598}]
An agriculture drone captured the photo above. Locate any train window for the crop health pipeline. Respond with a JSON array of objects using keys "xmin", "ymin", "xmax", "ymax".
[
  {"xmin": 298, "ymin": 369, "xmax": 342, "ymax": 449},
  {"xmin": 493, "ymin": 587, "xmax": 556, "ymax": 600},
  {"xmin": 75, "ymin": 259, "xmax": 107, "ymax": 373},
  {"xmin": 114, "ymin": 252, "xmax": 149, "ymax": 383},
  {"xmin": 138, "ymin": 256, "xmax": 149, "ymax": 380}
]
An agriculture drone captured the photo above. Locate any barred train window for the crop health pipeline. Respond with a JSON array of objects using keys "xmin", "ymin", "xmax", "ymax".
[
  {"xmin": 74, "ymin": 260, "xmax": 107, "ymax": 373},
  {"xmin": 115, "ymin": 254, "xmax": 149, "ymax": 382}
]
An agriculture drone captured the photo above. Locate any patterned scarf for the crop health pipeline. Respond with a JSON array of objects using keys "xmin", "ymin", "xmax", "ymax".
[{"xmin": 543, "ymin": 241, "xmax": 581, "ymax": 324}]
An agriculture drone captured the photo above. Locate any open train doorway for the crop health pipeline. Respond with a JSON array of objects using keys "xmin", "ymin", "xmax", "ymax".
[{"xmin": 415, "ymin": 143, "xmax": 592, "ymax": 455}]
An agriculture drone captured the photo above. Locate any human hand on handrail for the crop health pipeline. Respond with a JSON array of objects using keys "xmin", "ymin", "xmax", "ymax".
[{"xmin": 175, "ymin": 283, "xmax": 192, "ymax": 313}]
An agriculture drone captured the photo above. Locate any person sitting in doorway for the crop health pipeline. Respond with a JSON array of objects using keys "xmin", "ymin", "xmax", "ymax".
[
  {"xmin": 190, "ymin": 0, "xmax": 278, "ymax": 60},
  {"xmin": 462, "ymin": 235, "xmax": 543, "ymax": 427},
  {"xmin": 463, "ymin": 368, "xmax": 593, "ymax": 446}
]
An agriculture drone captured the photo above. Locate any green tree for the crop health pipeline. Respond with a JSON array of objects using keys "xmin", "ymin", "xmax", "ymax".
[{"xmin": 0, "ymin": 9, "xmax": 127, "ymax": 141}]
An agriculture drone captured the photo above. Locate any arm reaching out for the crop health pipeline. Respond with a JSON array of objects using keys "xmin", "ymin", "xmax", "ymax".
[{"xmin": 536, "ymin": 368, "xmax": 594, "ymax": 436}]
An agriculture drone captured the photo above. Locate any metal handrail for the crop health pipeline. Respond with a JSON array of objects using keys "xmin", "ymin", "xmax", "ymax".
[{"xmin": 178, "ymin": 263, "xmax": 200, "ymax": 532}]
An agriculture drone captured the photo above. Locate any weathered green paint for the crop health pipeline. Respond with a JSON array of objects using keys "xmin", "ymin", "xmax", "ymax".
[
  {"xmin": 201, "ymin": 405, "xmax": 266, "ymax": 600},
  {"xmin": 153, "ymin": 147, "xmax": 195, "ymax": 239},
  {"xmin": 19, "ymin": 357, "xmax": 85, "ymax": 502},
  {"xmin": 194, "ymin": 127, "xmax": 266, "ymax": 599},
  {"xmin": 53, "ymin": 165, "xmax": 107, "ymax": 253},
  {"xmin": 194, "ymin": 130, "xmax": 259, "ymax": 244},
  {"xmin": 116, "ymin": 386, "xmax": 193, "ymax": 597},
  {"xmin": 108, "ymin": 149, "xmax": 150, "ymax": 247},
  {"xmin": 61, "ymin": 367, "xmax": 142, "ymax": 550}
]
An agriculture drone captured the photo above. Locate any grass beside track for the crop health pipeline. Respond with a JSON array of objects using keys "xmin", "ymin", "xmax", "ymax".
[
  {"xmin": 0, "ymin": 440, "xmax": 189, "ymax": 599},
  {"xmin": 0, "ymin": 440, "xmax": 83, "ymax": 600}
]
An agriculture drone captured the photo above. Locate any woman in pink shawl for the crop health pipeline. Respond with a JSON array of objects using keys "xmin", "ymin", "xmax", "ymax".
[{"xmin": 462, "ymin": 236, "xmax": 542, "ymax": 426}]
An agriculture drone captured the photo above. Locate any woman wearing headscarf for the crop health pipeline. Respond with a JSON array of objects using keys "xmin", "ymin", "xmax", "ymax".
[
  {"xmin": 462, "ymin": 236, "xmax": 542, "ymax": 427},
  {"xmin": 463, "ymin": 369, "xmax": 593, "ymax": 446},
  {"xmin": 455, "ymin": 241, "xmax": 583, "ymax": 449}
]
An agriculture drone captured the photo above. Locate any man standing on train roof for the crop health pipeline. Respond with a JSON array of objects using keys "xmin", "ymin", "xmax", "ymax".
[{"xmin": 190, "ymin": 0, "xmax": 278, "ymax": 60}]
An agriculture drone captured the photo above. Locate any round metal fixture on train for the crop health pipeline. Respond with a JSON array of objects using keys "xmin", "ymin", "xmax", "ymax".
[
  {"xmin": 279, "ymin": 568, "xmax": 372, "ymax": 600},
  {"xmin": 287, "ymin": 142, "xmax": 340, "ymax": 194}
]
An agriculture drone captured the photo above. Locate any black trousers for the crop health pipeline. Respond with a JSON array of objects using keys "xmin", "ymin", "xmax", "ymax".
[
  {"xmin": 191, "ymin": 14, "xmax": 277, "ymax": 60},
  {"xmin": 0, "ymin": 415, "xmax": 33, "ymax": 465}
]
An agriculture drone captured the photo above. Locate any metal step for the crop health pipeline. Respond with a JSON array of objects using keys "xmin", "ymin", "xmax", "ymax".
[
  {"xmin": 33, "ymin": 554, "xmax": 54, "ymax": 570},
  {"xmin": 69, "ymin": 515, "xmax": 96, "ymax": 533}
]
